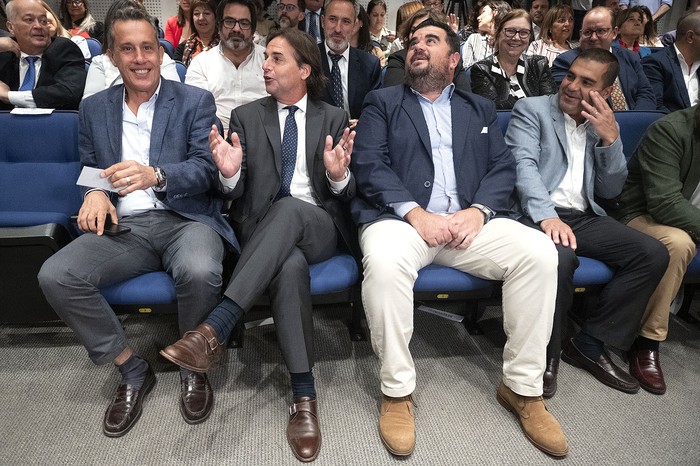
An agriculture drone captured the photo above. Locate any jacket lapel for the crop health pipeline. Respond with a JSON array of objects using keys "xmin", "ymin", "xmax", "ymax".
[
  {"xmin": 262, "ymin": 96, "xmax": 282, "ymax": 177},
  {"xmin": 149, "ymin": 80, "xmax": 175, "ymax": 166},
  {"xmin": 401, "ymin": 87, "xmax": 432, "ymax": 157},
  {"xmin": 668, "ymin": 48, "xmax": 692, "ymax": 108},
  {"xmin": 450, "ymin": 92, "xmax": 470, "ymax": 175},
  {"xmin": 306, "ymin": 100, "xmax": 324, "ymax": 175},
  {"xmin": 105, "ymin": 86, "xmax": 124, "ymax": 165},
  {"xmin": 550, "ymin": 95, "xmax": 567, "ymax": 157}
]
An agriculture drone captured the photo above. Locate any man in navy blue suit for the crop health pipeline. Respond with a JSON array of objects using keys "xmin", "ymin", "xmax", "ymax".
[
  {"xmin": 38, "ymin": 8, "xmax": 236, "ymax": 437},
  {"xmin": 551, "ymin": 6, "xmax": 655, "ymax": 110},
  {"xmin": 351, "ymin": 19, "xmax": 568, "ymax": 458},
  {"xmin": 318, "ymin": 0, "xmax": 381, "ymax": 124},
  {"xmin": 642, "ymin": 10, "xmax": 700, "ymax": 113}
]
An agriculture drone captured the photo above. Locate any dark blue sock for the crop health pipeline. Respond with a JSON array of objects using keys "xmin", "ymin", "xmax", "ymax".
[
  {"xmin": 204, "ymin": 296, "xmax": 244, "ymax": 342},
  {"xmin": 290, "ymin": 371, "xmax": 316, "ymax": 399},
  {"xmin": 117, "ymin": 353, "xmax": 149, "ymax": 390},
  {"xmin": 634, "ymin": 336, "xmax": 660, "ymax": 351},
  {"xmin": 573, "ymin": 331, "xmax": 604, "ymax": 360}
]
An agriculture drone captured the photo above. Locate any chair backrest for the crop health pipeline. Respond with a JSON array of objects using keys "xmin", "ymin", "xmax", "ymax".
[
  {"xmin": 84, "ymin": 37, "xmax": 102, "ymax": 60},
  {"xmin": 175, "ymin": 61, "xmax": 187, "ymax": 83},
  {"xmin": 0, "ymin": 111, "xmax": 82, "ymax": 223},
  {"xmin": 160, "ymin": 39, "xmax": 175, "ymax": 59},
  {"xmin": 613, "ymin": 110, "xmax": 666, "ymax": 161}
]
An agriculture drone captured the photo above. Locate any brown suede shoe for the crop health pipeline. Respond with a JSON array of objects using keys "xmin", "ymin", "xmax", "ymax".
[
  {"xmin": 378, "ymin": 394, "xmax": 415, "ymax": 456},
  {"xmin": 497, "ymin": 382, "xmax": 569, "ymax": 457},
  {"xmin": 287, "ymin": 397, "xmax": 321, "ymax": 462},
  {"xmin": 160, "ymin": 323, "xmax": 224, "ymax": 372}
]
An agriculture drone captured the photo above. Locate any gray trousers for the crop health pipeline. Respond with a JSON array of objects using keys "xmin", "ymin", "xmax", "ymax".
[
  {"xmin": 38, "ymin": 211, "xmax": 226, "ymax": 365},
  {"xmin": 225, "ymin": 197, "xmax": 338, "ymax": 373}
]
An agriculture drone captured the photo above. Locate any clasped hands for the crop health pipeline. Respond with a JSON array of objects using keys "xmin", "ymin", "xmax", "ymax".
[{"xmin": 406, "ymin": 207, "xmax": 485, "ymax": 249}]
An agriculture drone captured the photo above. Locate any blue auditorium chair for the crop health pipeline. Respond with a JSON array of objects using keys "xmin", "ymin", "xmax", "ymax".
[
  {"xmin": 175, "ymin": 61, "xmax": 187, "ymax": 83},
  {"xmin": 160, "ymin": 39, "xmax": 175, "ymax": 59},
  {"xmin": 84, "ymin": 37, "xmax": 102, "ymax": 61}
]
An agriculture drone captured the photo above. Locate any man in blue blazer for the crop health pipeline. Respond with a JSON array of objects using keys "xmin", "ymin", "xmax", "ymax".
[
  {"xmin": 507, "ymin": 49, "xmax": 668, "ymax": 399},
  {"xmin": 551, "ymin": 6, "xmax": 656, "ymax": 110},
  {"xmin": 352, "ymin": 19, "xmax": 568, "ymax": 458},
  {"xmin": 642, "ymin": 11, "xmax": 700, "ymax": 113},
  {"xmin": 38, "ymin": 9, "xmax": 237, "ymax": 437},
  {"xmin": 318, "ymin": 0, "xmax": 381, "ymax": 122}
]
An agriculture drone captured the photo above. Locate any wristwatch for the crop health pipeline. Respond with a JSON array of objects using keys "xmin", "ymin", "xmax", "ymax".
[
  {"xmin": 154, "ymin": 166, "xmax": 167, "ymax": 189},
  {"xmin": 470, "ymin": 203, "xmax": 494, "ymax": 224}
]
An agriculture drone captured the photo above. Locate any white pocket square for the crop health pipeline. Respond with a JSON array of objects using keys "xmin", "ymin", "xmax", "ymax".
[{"xmin": 481, "ymin": 127, "xmax": 488, "ymax": 134}]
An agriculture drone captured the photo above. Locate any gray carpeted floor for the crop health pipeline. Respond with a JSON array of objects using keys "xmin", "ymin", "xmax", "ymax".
[{"xmin": 2, "ymin": 302, "xmax": 700, "ymax": 466}]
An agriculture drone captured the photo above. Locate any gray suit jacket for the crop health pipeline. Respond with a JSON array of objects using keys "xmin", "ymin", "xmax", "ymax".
[
  {"xmin": 80, "ymin": 79, "xmax": 238, "ymax": 250},
  {"xmin": 506, "ymin": 94, "xmax": 627, "ymax": 223},
  {"xmin": 226, "ymin": 96, "xmax": 357, "ymax": 254}
]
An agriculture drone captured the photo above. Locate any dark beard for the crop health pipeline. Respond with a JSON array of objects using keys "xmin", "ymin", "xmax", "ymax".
[{"xmin": 405, "ymin": 63, "xmax": 450, "ymax": 95}]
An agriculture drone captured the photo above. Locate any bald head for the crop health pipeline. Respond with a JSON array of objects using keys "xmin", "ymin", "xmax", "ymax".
[
  {"xmin": 580, "ymin": 6, "xmax": 615, "ymax": 51},
  {"xmin": 6, "ymin": 0, "xmax": 51, "ymax": 55}
]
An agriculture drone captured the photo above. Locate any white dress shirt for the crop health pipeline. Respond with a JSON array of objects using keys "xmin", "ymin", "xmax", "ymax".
[
  {"xmin": 323, "ymin": 43, "xmax": 350, "ymax": 115},
  {"xmin": 550, "ymin": 114, "xmax": 589, "ymax": 212},
  {"xmin": 7, "ymin": 52, "xmax": 42, "ymax": 108},
  {"xmin": 674, "ymin": 44, "xmax": 700, "ymax": 107}
]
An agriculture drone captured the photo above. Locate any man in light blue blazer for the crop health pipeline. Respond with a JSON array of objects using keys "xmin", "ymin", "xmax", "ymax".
[
  {"xmin": 38, "ymin": 8, "xmax": 237, "ymax": 438},
  {"xmin": 507, "ymin": 48, "xmax": 668, "ymax": 399}
]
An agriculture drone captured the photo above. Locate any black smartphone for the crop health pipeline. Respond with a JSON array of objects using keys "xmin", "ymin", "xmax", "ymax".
[{"xmin": 103, "ymin": 216, "xmax": 131, "ymax": 236}]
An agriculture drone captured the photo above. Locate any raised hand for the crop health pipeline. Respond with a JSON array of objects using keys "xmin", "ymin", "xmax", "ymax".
[
  {"xmin": 323, "ymin": 127, "xmax": 355, "ymax": 181},
  {"xmin": 209, "ymin": 124, "xmax": 242, "ymax": 178}
]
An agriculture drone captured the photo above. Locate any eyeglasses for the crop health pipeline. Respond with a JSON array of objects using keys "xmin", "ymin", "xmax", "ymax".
[
  {"xmin": 278, "ymin": 2, "xmax": 299, "ymax": 11},
  {"xmin": 221, "ymin": 17, "xmax": 252, "ymax": 29},
  {"xmin": 70, "ymin": 0, "xmax": 84, "ymax": 6},
  {"xmin": 580, "ymin": 27, "xmax": 611, "ymax": 38},
  {"xmin": 502, "ymin": 27, "xmax": 530, "ymax": 39},
  {"xmin": 423, "ymin": 0, "xmax": 443, "ymax": 7}
]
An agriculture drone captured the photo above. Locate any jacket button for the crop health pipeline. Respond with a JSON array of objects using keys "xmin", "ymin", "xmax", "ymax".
[{"xmin": 424, "ymin": 181, "xmax": 431, "ymax": 188}]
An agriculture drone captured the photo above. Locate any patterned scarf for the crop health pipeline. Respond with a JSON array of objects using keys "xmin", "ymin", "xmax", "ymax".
[
  {"xmin": 491, "ymin": 54, "xmax": 526, "ymax": 100},
  {"xmin": 182, "ymin": 33, "xmax": 220, "ymax": 66}
]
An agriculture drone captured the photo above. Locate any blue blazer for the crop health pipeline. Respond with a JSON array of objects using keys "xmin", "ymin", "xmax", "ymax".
[
  {"xmin": 79, "ymin": 79, "xmax": 238, "ymax": 251},
  {"xmin": 506, "ymin": 94, "xmax": 627, "ymax": 223},
  {"xmin": 319, "ymin": 44, "xmax": 382, "ymax": 120},
  {"xmin": 642, "ymin": 45, "xmax": 695, "ymax": 114},
  {"xmin": 551, "ymin": 46, "xmax": 656, "ymax": 110},
  {"xmin": 350, "ymin": 85, "xmax": 516, "ymax": 226}
]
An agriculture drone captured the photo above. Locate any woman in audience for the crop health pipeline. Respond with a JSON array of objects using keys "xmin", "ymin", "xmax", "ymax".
[
  {"xmin": 59, "ymin": 0, "xmax": 103, "ymax": 42},
  {"xmin": 395, "ymin": 1, "xmax": 424, "ymax": 45},
  {"xmin": 613, "ymin": 6, "xmax": 651, "ymax": 57},
  {"xmin": 352, "ymin": 5, "xmax": 386, "ymax": 66},
  {"xmin": 174, "ymin": 0, "xmax": 219, "ymax": 67},
  {"xmin": 367, "ymin": 0, "xmax": 401, "ymax": 61},
  {"xmin": 44, "ymin": 1, "xmax": 90, "ymax": 60},
  {"xmin": 83, "ymin": 0, "xmax": 180, "ymax": 99},
  {"xmin": 526, "ymin": 5, "xmax": 576, "ymax": 66},
  {"xmin": 471, "ymin": 9, "xmax": 556, "ymax": 109},
  {"xmin": 638, "ymin": 5, "xmax": 662, "ymax": 46},
  {"xmin": 165, "ymin": 0, "xmax": 191, "ymax": 46},
  {"xmin": 461, "ymin": 0, "xmax": 511, "ymax": 68}
]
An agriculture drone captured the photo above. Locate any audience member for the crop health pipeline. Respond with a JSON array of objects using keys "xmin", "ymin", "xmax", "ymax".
[
  {"xmin": 299, "ymin": 0, "xmax": 323, "ymax": 43},
  {"xmin": 638, "ymin": 5, "xmax": 661, "ymax": 45},
  {"xmin": 38, "ymin": 7, "xmax": 236, "ymax": 437},
  {"xmin": 614, "ymin": 105, "xmax": 700, "ymax": 395},
  {"xmin": 620, "ymin": 0, "xmax": 671, "ymax": 23},
  {"xmin": 174, "ymin": 0, "xmax": 219, "ymax": 66},
  {"xmin": 471, "ymin": 9, "xmax": 556, "ymax": 108},
  {"xmin": 570, "ymin": 0, "xmax": 591, "ymax": 41},
  {"xmin": 165, "ymin": 0, "xmax": 191, "ymax": 46},
  {"xmin": 367, "ymin": 0, "xmax": 400, "ymax": 60},
  {"xmin": 506, "ymin": 48, "xmax": 668, "ymax": 398},
  {"xmin": 276, "ymin": 0, "xmax": 305, "ymax": 30},
  {"xmin": 186, "ymin": 0, "xmax": 267, "ymax": 129},
  {"xmin": 394, "ymin": 0, "xmax": 423, "ymax": 40},
  {"xmin": 59, "ymin": 0, "xmax": 103, "ymax": 42},
  {"xmin": 461, "ymin": 0, "xmax": 511, "ymax": 67},
  {"xmin": 613, "ymin": 6, "xmax": 651, "ymax": 57},
  {"xmin": 43, "ymin": 0, "xmax": 89, "ymax": 60},
  {"xmin": 528, "ymin": 0, "xmax": 549, "ymax": 37},
  {"xmin": 161, "ymin": 27, "xmax": 356, "ymax": 463},
  {"xmin": 251, "ymin": 0, "xmax": 274, "ymax": 45},
  {"xmin": 642, "ymin": 10, "xmax": 700, "ymax": 113},
  {"xmin": 319, "ymin": 0, "xmax": 381, "ymax": 123},
  {"xmin": 551, "ymin": 6, "xmax": 656, "ymax": 110},
  {"xmin": 0, "ymin": 0, "xmax": 85, "ymax": 110},
  {"xmin": 351, "ymin": 5, "xmax": 385, "ymax": 66},
  {"xmin": 351, "ymin": 18, "xmax": 568, "ymax": 459},
  {"xmin": 526, "ymin": 4, "xmax": 576, "ymax": 65},
  {"xmin": 421, "ymin": 0, "xmax": 443, "ymax": 11}
]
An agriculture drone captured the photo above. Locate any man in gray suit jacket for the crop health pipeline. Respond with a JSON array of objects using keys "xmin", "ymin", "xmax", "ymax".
[
  {"xmin": 507, "ymin": 48, "xmax": 668, "ymax": 399},
  {"xmin": 38, "ymin": 9, "xmax": 237, "ymax": 437},
  {"xmin": 160, "ymin": 28, "xmax": 355, "ymax": 463}
]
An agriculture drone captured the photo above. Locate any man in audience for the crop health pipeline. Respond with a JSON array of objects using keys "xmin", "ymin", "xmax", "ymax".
[
  {"xmin": 300, "ymin": 0, "xmax": 323, "ymax": 43},
  {"xmin": 0, "ymin": 0, "xmax": 85, "ymax": 110},
  {"xmin": 642, "ymin": 11, "xmax": 700, "ymax": 114},
  {"xmin": 613, "ymin": 106, "xmax": 700, "ymax": 395},
  {"xmin": 507, "ymin": 48, "xmax": 668, "ymax": 398},
  {"xmin": 319, "ymin": 0, "xmax": 381, "ymax": 123},
  {"xmin": 38, "ymin": 8, "xmax": 236, "ymax": 437},
  {"xmin": 160, "ymin": 28, "xmax": 356, "ymax": 463},
  {"xmin": 186, "ymin": 0, "xmax": 267, "ymax": 130},
  {"xmin": 352, "ymin": 19, "xmax": 568, "ymax": 458},
  {"xmin": 422, "ymin": 0, "xmax": 444, "ymax": 10},
  {"xmin": 529, "ymin": 0, "xmax": 550, "ymax": 38},
  {"xmin": 277, "ymin": 0, "xmax": 306, "ymax": 30},
  {"xmin": 551, "ymin": 6, "xmax": 656, "ymax": 110}
]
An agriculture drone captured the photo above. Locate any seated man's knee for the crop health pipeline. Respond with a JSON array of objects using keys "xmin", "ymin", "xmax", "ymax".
[
  {"xmin": 172, "ymin": 256, "xmax": 224, "ymax": 291},
  {"xmin": 277, "ymin": 250, "xmax": 309, "ymax": 284}
]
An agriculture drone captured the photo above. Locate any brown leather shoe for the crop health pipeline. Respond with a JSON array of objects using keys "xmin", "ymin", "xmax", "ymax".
[
  {"xmin": 543, "ymin": 357, "xmax": 559, "ymax": 399},
  {"xmin": 379, "ymin": 394, "xmax": 415, "ymax": 456},
  {"xmin": 160, "ymin": 323, "xmax": 224, "ymax": 372},
  {"xmin": 561, "ymin": 338, "xmax": 639, "ymax": 394},
  {"xmin": 629, "ymin": 348, "xmax": 666, "ymax": 395},
  {"xmin": 287, "ymin": 397, "xmax": 321, "ymax": 462},
  {"xmin": 497, "ymin": 382, "xmax": 568, "ymax": 457},
  {"xmin": 180, "ymin": 372, "xmax": 214, "ymax": 424},
  {"xmin": 103, "ymin": 364, "xmax": 156, "ymax": 438}
]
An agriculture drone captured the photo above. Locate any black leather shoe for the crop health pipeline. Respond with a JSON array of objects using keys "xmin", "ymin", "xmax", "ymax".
[
  {"xmin": 543, "ymin": 357, "xmax": 559, "ymax": 399},
  {"xmin": 180, "ymin": 372, "xmax": 214, "ymax": 424},
  {"xmin": 561, "ymin": 338, "xmax": 639, "ymax": 394},
  {"xmin": 629, "ymin": 348, "xmax": 666, "ymax": 395},
  {"xmin": 103, "ymin": 364, "xmax": 156, "ymax": 437}
]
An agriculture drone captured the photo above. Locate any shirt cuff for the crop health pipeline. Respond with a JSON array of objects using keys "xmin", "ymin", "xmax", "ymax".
[
  {"xmin": 8, "ymin": 90, "xmax": 37, "ymax": 108},
  {"xmin": 391, "ymin": 201, "xmax": 420, "ymax": 218},
  {"xmin": 219, "ymin": 169, "xmax": 241, "ymax": 193},
  {"xmin": 326, "ymin": 168, "xmax": 350, "ymax": 194}
]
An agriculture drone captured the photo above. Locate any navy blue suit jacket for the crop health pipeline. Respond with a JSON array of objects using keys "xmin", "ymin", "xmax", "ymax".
[
  {"xmin": 80, "ymin": 79, "xmax": 238, "ymax": 251},
  {"xmin": 350, "ymin": 85, "xmax": 516, "ymax": 226},
  {"xmin": 642, "ymin": 45, "xmax": 695, "ymax": 113},
  {"xmin": 319, "ymin": 44, "xmax": 382, "ymax": 119},
  {"xmin": 551, "ymin": 46, "xmax": 656, "ymax": 110},
  {"xmin": 298, "ymin": 10, "xmax": 324, "ymax": 42}
]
